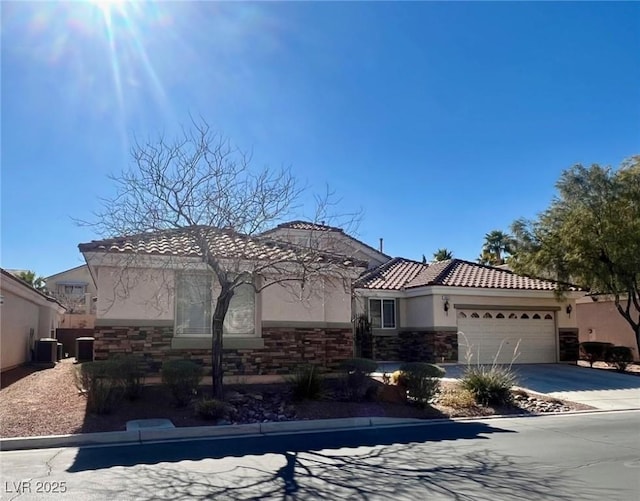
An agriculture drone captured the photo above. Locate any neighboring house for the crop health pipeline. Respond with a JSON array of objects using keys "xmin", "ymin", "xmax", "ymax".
[
  {"xmin": 260, "ymin": 220, "xmax": 390, "ymax": 270},
  {"xmin": 79, "ymin": 225, "xmax": 366, "ymax": 376},
  {"xmin": 355, "ymin": 258, "xmax": 584, "ymax": 365},
  {"xmin": 576, "ymin": 295, "xmax": 639, "ymax": 360},
  {"xmin": 0, "ymin": 268, "xmax": 65, "ymax": 372},
  {"xmin": 45, "ymin": 265, "xmax": 96, "ymax": 329}
]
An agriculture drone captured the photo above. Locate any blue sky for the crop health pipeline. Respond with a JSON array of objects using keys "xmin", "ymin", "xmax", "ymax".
[{"xmin": 2, "ymin": 1, "xmax": 639, "ymax": 277}]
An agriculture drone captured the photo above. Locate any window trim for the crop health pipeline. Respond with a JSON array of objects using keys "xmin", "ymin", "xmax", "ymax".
[
  {"xmin": 369, "ymin": 298, "xmax": 397, "ymax": 329},
  {"xmin": 174, "ymin": 271, "xmax": 259, "ymax": 339}
]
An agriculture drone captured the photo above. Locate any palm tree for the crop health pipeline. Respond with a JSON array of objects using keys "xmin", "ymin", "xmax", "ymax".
[
  {"xmin": 432, "ymin": 248, "xmax": 453, "ymax": 262},
  {"xmin": 480, "ymin": 230, "xmax": 513, "ymax": 266},
  {"xmin": 16, "ymin": 270, "xmax": 47, "ymax": 292}
]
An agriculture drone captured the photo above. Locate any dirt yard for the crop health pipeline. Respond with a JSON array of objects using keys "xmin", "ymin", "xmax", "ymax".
[{"xmin": 0, "ymin": 359, "xmax": 597, "ymax": 438}]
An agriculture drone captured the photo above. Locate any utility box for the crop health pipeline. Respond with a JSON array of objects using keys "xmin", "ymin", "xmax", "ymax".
[
  {"xmin": 36, "ymin": 338, "xmax": 57, "ymax": 363},
  {"xmin": 76, "ymin": 337, "xmax": 95, "ymax": 363}
]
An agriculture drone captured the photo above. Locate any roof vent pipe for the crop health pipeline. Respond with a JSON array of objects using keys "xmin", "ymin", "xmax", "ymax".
[{"xmin": 379, "ymin": 238, "xmax": 384, "ymax": 253}]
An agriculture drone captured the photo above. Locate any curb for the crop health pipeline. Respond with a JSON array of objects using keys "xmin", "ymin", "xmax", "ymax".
[
  {"xmin": 2, "ymin": 409, "xmax": 639, "ymax": 452},
  {"xmin": 0, "ymin": 417, "xmax": 423, "ymax": 452}
]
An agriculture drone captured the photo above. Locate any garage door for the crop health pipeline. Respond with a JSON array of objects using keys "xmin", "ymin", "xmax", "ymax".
[{"xmin": 457, "ymin": 310, "xmax": 556, "ymax": 364}]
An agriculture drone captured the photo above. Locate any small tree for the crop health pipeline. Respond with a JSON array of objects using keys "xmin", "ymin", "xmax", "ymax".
[
  {"xmin": 16, "ymin": 270, "xmax": 47, "ymax": 292},
  {"xmin": 510, "ymin": 157, "xmax": 640, "ymax": 354},
  {"xmin": 85, "ymin": 118, "xmax": 361, "ymax": 399},
  {"xmin": 432, "ymin": 248, "xmax": 453, "ymax": 262}
]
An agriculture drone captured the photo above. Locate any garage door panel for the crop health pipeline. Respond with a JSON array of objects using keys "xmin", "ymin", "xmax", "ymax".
[{"xmin": 457, "ymin": 311, "xmax": 556, "ymax": 364}]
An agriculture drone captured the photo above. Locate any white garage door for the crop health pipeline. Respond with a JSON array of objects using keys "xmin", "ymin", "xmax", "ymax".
[{"xmin": 457, "ymin": 310, "xmax": 557, "ymax": 364}]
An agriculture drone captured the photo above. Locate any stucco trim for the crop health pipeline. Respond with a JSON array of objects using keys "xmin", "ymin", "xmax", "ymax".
[
  {"xmin": 171, "ymin": 337, "xmax": 265, "ymax": 350},
  {"xmin": 261, "ymin": 321, "xmax": 353, "ymax": 329},
  {"xmin": 402, "ymin": 326, "xmax": 459, "ymax": 332},
  {"xmin": 372, "ymin": 329, "xmax": 399, "ymax": 337},
  {"xmin": 95, "ymin": 319, "xmax": 174, "ymax": 327},
  {"xmin": 453, "ymin": 304, "xmax": 562, "ymax": 311}
]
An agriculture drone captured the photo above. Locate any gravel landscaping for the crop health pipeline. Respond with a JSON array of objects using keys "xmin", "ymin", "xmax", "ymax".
[{"xmin": 0, "ymin": 359, "xmax": 595, "ymax": 438}]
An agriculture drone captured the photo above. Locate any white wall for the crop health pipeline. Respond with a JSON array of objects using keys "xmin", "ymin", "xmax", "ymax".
[{"xmin": 47, "ymin": 265, "xmax": 96, "ymax": 295}]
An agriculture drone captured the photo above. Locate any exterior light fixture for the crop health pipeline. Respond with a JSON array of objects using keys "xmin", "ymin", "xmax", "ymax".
[{"xmin": 566, "ymin": 305, "xmax": 573, "ymax": 316}]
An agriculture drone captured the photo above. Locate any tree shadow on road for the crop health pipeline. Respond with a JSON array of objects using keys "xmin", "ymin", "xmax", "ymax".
[
  {"xmin": 70, "ymin": 435, "xmax": 606, "ymax": 500},
  {"xmin": 68, "ymin": 420, "xmax": 506, "ymax": 472}
]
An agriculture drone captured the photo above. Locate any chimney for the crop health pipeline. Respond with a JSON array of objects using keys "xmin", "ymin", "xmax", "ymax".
[{"xmin": 379, "ymin": 238, "xmax": 384, "ymax": 253}]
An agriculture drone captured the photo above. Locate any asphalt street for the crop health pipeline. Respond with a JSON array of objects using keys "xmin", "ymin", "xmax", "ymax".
[{"xmin": 1, "ymin": 411, "xmax": 639, "ymax": 501}]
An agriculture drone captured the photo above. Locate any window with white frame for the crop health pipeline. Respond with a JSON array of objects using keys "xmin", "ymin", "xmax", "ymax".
[
  {"xmin": 369, "ymin": 298, "xmax": 396, "ymax": 329},
  {"xmin": 175, "ymin": 272, "xmax": 256, "ymax": 337}
]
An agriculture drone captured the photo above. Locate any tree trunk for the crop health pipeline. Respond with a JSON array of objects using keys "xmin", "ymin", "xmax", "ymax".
[{"xmin": 211, "ymin": 285, "xmax": 233, "ymax": 400}]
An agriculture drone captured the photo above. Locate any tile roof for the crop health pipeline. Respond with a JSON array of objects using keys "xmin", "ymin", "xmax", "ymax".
[
  {"xmin": 261, "ymin": 220, "xmax": 391, "ymax": 260},
  {"xmin": 355, "ymin": 258, "xmax": 427, "ymax": 290},
  {"xmin": 269, "ymin": 220, "xmax": 342, "ymax": 232},
  {"xmin": 357, "ymin": 258, "xmax": 571, "ymax": 291},
  {"xmin": 78, "ymin": 226, "xmax": 366, "ymax": 267}
]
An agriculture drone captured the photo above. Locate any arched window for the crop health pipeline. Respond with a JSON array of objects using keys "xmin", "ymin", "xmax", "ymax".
[
  {"xmin": 544, "ymin": 314, "xmax": 553, "ymax": 320},
  {"xmin": 470, "ymin": 312, "xmax": 480, "ymax": 318},
  {"xmin": 458, "ymin": 312, "xmax": 467, "ymax": 318},
  {"xmin": 509, "ymin": 313, "xmax": 517, "ymax": 319},
  {"xmin": 496, "ymin": 313, "xmax": 504, "ymax": 319},
  {"xmin": 521, "ymin": 313, "xmax": 529, "ymax": 319},
  {"xmin": 532, "ymin": 314, "xmax": 541, "ymax": 319},
  {"xmin": 483, "ymin": 312, "xmax": 492, "ymax": 319}
]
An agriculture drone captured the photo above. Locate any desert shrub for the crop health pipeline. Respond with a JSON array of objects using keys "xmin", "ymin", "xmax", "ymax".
[
  {"xmin": 579, "ymin": 342, "xmax": 614, "ymax": 367},
  {"xmin": 398, "ymin": 362, "xmax": 445, "ymax": 407},
  {"xmin": 287, "ymin": 364, "xmax": 324, "ymax": 401},
  {"xmin": 75, "ymin": 360, "xmax": 123, "ymax": 414},
  {"xmin": 461, "ymin": 365, "xmax": 517, "ymax": 406},
  {"xmin": 605, "ymin": 346, "xmax": 633, "ymax": 372},
  {"xmin": 194, "ymin": 398, "xmax": 229, "ymax": 421},
  {"xmin": 340, "ymin": 358, "xmax": 378, "ymax": 401},
  {"xmin": 111, "ymin": 355, "xmax": 146, "ymax": 400},
  {"xmin": 391, "ymin": 370, "xmax": 408, "ymax": 387},
  {"xmin": 438, "ymin": 387, "xmax": 477, "ymax": 409},
  {"xmin": 161, "ymin": 360, "xmax": 203, "ymax": 407}
]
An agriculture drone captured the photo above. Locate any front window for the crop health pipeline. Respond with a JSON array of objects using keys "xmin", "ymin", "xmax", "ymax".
[
  {"xmin": 175, "ymin": 272, "xmax": 212, "ymax": 336},
  {"xmin": 175, "ymin": 272, "xmax": 256, "ymax": 337},
  {"xmin": 369, "ymin": 298, "xmax": 396, "ymax": 329}
]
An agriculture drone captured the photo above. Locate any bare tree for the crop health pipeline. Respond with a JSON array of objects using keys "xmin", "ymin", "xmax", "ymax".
[{"xmin": 83, "ymin": 118, "xmax": 363, "ymax": 398}]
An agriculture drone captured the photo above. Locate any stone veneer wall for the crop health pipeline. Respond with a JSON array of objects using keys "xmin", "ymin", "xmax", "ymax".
[
  {"xmin": 374, "ymin": 331, "xmax": 458, "ymax": 363},
  {"xmin": 93, "ymin": 325, "xmax": 353, "ymax": 375},
  {"xmin": 559, "ymin": 329, "xmax": 579, "ymax": 362}
]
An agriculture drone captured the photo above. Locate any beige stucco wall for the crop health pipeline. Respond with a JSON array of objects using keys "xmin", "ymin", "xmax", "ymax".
[
  {"xmin": 576, "ymin": 299, "xmax": 639, "ymax": 359},
  {"xmin": 0, "ymin": 277, "xmax": 63, "ymax": 371},
  {"xmin": 356, "ymin": 288, "xmax": 581, "ymax": 331},
  {"xmin": 47, "ymin": 265, "xmax": 97, "ymax": 295},
  {"xmin": 1, "ymin": 289, "xmax": 40, "ymax": 371},
  {"xmin": 95, "ymin": 266, "xmax": 353, "ymax": 325},
  {"xmin": 96, "ymin": 266, "xmax": 175, "ymax": 320},
  {"xmin": 59, "ymin": 313, "xmax": 96, "ymax": 329}
]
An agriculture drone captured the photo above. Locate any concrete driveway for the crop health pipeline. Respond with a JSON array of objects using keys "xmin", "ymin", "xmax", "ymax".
[{"xmin": 439, "ymin": 363, "xmax": 640, "ymax": 411}]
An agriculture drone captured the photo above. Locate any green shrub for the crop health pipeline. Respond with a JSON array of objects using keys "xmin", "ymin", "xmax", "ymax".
[
  {"xmin": 75, "ymin": 360, "xmax": 123, "ymax": 414},
  {"xmin": 438, "ymin": 387, "xmax": 477, "ymax": 409},
  {"xmin": 287, "ymin": 364, "xmax": 324, "ymax": 401},
  {"xmin": 161, "ymin": 360, "xmax": 203, "ymax": 407},
  {"xmin": 194, "ymin": 398, "xmax": 229, "ymax": 421},
  {"xmin": 605, "ymin": 346, "xmax": 633, "ymax": 372},
  {"xmin": 579, "ymin": 342, "xmax": 614, "ymax": 367},
  {"xmin": 112, "ymin": 355, "xmax": 146, "ymax": 400},
  {"xmin": 461, "ymin": 365, "xmax": 517, "ymax": 406},
  {"xmin": 340, "ymin": 358, "xmax": 378, "ymax": 401},
  {"xmin": 398, "ymin": 362, "xmax": 445, "ymax": 407}
]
